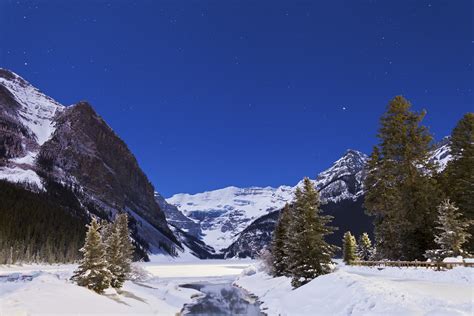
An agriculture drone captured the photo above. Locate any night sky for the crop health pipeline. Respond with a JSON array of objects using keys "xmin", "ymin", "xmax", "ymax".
[{"xmin": 0, "ymin": 1, "xmax": 472, "ymax": 196}]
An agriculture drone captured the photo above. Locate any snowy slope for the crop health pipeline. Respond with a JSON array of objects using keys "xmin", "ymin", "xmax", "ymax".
[
  {"xmin": 0, "ymin": 69, "xmax": 64, "ymax": 189},
  {"xmin": 0, "ymin": 70, "xmax": 64, "ymax": 145},
  {"xmin": 429, "ymin": 136, "xmax": 452, "ymax": 172},
  {"xmin": 168, "ymin": 186, "xmax": 294, "ymax": 252},
  {"xmin": 167, "ymin": 150, "xmax": 368, "ymax": 251},
  {"xmin": 235, "ymin": 263, "xmax": 473, "ymax": 316}
]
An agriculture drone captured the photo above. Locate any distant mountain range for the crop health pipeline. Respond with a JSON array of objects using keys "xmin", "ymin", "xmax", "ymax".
[{"xmin": 161, "ymin": 142, "xmax": 451, "ymax": 258}]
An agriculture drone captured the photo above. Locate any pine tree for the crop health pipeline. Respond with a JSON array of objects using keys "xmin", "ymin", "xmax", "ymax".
[
  {"xmin": 442, "ymin": 113, "xmax": 474, "ymax": 252},
  {"xmin": 116, "ymin": 213, "xmax": 134, "ymax": 280},
  {"xmin": 365, "ymin": 96, "xmax": 441, "ymax": 260},
  {"xmin": 342, "ymin": 231, "xmax": 358, "ymax": 264},
  {"xmin": 72, "ymin": 218, "xmax": 112, "ymax": 294},
  {"xmin": 104, "ymin": 221, "xmax": 125, "ymax": 289},
  {"xmin": 431, "ymin": 200, "xmax": 472, "ymax": 258},
  {"xmin": 271, "ymin": 204, "xmax": 291, "ymax": 277},
  {"xmin": 357, "ymin": 233, "xmax": 373, "ymax": 261},
  {"xmin": 287, "ymin": 178, "xmax": 337, "ymax": 288}
]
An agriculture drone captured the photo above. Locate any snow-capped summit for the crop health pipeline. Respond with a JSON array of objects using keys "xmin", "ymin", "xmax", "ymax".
[
  {"xmin": 297, "ymin": 149, "xmax": 368, "ymax": 203},
  {"xmin": 0, "ymin": 69, "xmax": 65, "ymax": 188},
  {"xmin": 167, "ymin": 185, "xmax": 294, "ymax": 252},
  {"xmin": 0, "ymin": 68, "xmax": 64, "ymax": 147},
  {"xmin": 429, "ymin": 136, "xmax": 451, "ymax": 172}
]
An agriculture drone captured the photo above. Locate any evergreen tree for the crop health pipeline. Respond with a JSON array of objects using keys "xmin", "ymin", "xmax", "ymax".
[
  {"xmin": 116, "ymin": 213, "xmax": 134, "ymax": 280},
  {"xmin": 104, "ymin": 221, "xmax": 125, "ymax": 289},
  {"xmin": 72, "ymin": 219, "xmax": 112, "ymax": 294},
  {"xmin": 271, "ymin": 204, "xmax": 291, "ymax": 277},
  {"xmin": 342, "ymin": 231, "xmax": 358, "ymax": 264},
  {"xmin": 287, "ymin": 178, "xmax": 337, "ymax": 288},
  {"xmin": 365, "ymin": 96, "xmax": 441, "ymax": 260},
  {"xmin": 442, "ymin": 113, "xmax": 474, "ymax": 252},
  {"xmin": 357, "ymin": 232, "xmax": 373, "ymax": 261},
  {"xmin": 431, "ymin": 200, "xmax": 472, "ymax": 257}
]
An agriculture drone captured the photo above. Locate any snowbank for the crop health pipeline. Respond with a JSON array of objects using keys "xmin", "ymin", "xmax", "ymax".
[
  {"xmin": 235, "ymin": 263, "xmax": 473, "ymax": 316},
  {"xmin": 0, "ymin": 264, "xmax": 198, "ymax": 315}
]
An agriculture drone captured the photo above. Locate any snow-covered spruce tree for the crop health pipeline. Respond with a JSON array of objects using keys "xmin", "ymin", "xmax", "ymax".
[
  {"xmin": 342, "ymin": 231, "xmax": 358, "ymax": 264},
  {"xmin": 271, "ymin": 204, "xmax": 291, "ymax": 277},
  {"xmin": 357, "ymin": 232, "xmax": 373, "ymax": 261},
  {"xmin": 441, "ymin": 113, "xmax": 474, "ymax": 252},
  {"xmin": 116, "ymin": 213, "xmax": 134, "ymax": 280},
  {"xmin": 287, "ymin": 178, "xmax": 338, "ymax": 288},
  {"xmin": 365, "ymin": 96, "xmax": 440, "ymax": 260},
  {"xmin": 100, "ymin": 220, "xmax": 114, "ymax": 242},
  {"xmin": 430, "ymin": 200, "xmax": 472, "ymax": 258},
  {"xmin": 104, "ymin": 220, "xmax": 125, "ymax": 289},
  {"xmin": 71, "ymin": 218, "xmax": 112, "ymax": 294}
]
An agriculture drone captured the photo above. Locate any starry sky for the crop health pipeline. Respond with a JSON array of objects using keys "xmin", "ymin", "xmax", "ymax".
[{"xmin": 0, "ymin": 1, "xmax": 472, "ymax": 196}]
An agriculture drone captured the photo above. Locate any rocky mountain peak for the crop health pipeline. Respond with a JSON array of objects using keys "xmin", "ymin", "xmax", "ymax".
[{"xmin": 0, "ymin": 70, "xmax": 180, "ymax": 257}]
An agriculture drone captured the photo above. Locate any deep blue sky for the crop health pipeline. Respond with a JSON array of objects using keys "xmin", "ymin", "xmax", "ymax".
[{"xmin": 1, "ymin": 1, "xmax": 472, "ymax": 196}]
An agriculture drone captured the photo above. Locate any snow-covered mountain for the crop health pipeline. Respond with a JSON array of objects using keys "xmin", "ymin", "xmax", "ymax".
[
  {"xmin": 0, "ymin": 69, "xmax": 180, "ymax": 259},
  {"xmin": 429, "ymin": 136, "xmax": 451, "ymax": 171},
  {"xmin": 165, "ymin": 141, "xmax": 452, "ymax": 257},
  {"xmin": 0, "ymin": 69, "xmax": 64, "ymax": 188},
  {"xmin": 166, "ymin": 150, "xmax": 369, "ymax": 252}
]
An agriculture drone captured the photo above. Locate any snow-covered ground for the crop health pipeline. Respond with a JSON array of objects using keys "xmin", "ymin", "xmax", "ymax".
[
  {"xmin": 0, "ymin": 260, "xmax": 255, "ymax": 315},
  {"xmin": 2, "ymin": 259, "xmax": 471, "ymax": 315},
  {"xmin": 235, "ymin": 262, "xmax": 474, "ymax": 316}
]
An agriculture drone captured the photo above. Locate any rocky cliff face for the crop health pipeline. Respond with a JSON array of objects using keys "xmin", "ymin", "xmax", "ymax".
[
  {"xmin": 155, "ymin": 192, "xmax": 202, "ymax": 237},
  {"xmin": 0, "ymin": 69, "xmax": 178, "ymax": 257}
]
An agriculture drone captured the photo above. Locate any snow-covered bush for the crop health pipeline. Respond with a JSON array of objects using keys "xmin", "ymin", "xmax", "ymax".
[
  {"xmin": 258, "ymin": 248, "xmax": 274, "ymax": 275},
  {"xmin": 241, "ymin": 265, "xmax": 257, "ymax": 277},
  {"xmin": 128, "ymin": 264, "xmax": 153, "ymax": 282}
]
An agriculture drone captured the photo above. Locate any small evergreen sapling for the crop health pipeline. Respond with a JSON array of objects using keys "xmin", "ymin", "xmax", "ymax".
[
  {"xmin": 357, "ymin": 233, "xmax": 373, "ymax": 261},
  {"xmin": 342, "ymin": 231, "xmax": 358, "ymax": 264},
  {"xmin": 428, "ymin": 200, "xmax": 473, "ymax": 259}
]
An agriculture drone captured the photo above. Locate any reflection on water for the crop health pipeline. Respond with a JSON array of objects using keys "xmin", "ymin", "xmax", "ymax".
[{"xmin": 181, "ymin": 282, "xmax": 264, "ymax": 316}]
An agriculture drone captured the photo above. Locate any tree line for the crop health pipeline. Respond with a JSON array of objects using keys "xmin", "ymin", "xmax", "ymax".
[
  {"xmin": 0, "ymin": 180, "xmax": 87, "ymax": 264},
  {"xmin": 268, "ymin": 96, "xmax": 473, "ymax": 287}
]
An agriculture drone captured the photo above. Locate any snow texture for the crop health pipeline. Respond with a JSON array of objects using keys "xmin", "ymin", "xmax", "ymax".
[
  {"xmin": 0, "ymin": 70, "xmax": 64, "ymax": 146},
  {"xmin": 0, "ymin": 261, "xmax": 254, "ymax": 315},
  {"xmin": 235, "ymin": 262, "xmax": 473, "ymax": 316}
]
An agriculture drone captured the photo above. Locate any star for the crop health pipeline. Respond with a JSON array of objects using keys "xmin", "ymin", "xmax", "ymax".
[{"xmin": 24, "ymin": 62, "xmax": 28, "ymax": 66}]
